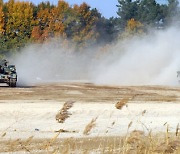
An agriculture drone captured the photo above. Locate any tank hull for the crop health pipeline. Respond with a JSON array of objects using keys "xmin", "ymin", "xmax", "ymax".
[
  {"xmin": 0, "ymin": 74, "xmax": 17, "ymax": 87},
  {"xmin": 0, "ymin": 60, "xmax": 17, "ymax": 87}
]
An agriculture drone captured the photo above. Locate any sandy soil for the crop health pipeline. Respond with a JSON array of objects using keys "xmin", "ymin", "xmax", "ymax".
[
  {"xmin": 0, "ymin": 82, "xmax": 180, "ymax": 152},
  {"xmin": 0, "ymin": 82, "xmax": 179, "ymax": 102}
]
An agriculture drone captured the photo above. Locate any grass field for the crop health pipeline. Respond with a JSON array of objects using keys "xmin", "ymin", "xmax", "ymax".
[{"xmin": 0, "ymin": 83, "xmax": 180, "ymax": 153}]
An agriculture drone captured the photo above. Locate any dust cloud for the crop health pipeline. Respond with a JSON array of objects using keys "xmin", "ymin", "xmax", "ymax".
[
  {"xmin": 93, "ymin": 27, "xmax": 180, "ymax": 86},
  {"xmin": 11, "ymin": 27, "xmax": 180, "ymax": 86},
  {"xmin": 12, "ymin": 40, "xmax": 94, "ymax": 86}
]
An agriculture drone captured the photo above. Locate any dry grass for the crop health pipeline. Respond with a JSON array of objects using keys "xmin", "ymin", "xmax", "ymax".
[
  {"xmin": 83, "ymin": 117, "xmax": 98, "ymax": 135},
  {"xmin": 1, "ymin": 131, "xmax": 180, "ymax": 153},
  {"xmin": 55, "ymin": 101, "xmax": 75, "ymax": 123},
  {"xmin": 115, "ymin": 98, "xmax": 129, "ymax": 109}
]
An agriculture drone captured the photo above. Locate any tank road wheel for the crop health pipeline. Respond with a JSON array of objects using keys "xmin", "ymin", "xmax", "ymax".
[{"xmin": 9, "ymin": 78, "xmax": 16, "ymax": 87}]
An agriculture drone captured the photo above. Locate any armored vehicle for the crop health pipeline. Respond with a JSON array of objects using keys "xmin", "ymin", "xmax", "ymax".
[{"xmin": 0, "ymin": 59, "xmax": 17, "ymax": 87}]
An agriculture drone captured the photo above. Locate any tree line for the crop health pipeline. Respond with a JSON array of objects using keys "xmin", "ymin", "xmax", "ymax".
[{"xmin": 0, "ymin": 0, "xmax": 179, "ymax": 54}]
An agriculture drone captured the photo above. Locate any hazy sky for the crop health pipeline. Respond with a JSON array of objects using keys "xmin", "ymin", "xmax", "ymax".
[{"xmin": 4, "ymin": 0, "xmax": 171, "ymax": 18}]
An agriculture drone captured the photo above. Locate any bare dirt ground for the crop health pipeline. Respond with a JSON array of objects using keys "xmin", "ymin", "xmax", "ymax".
[
  {"xmin": 0, "ymin": 82, "xmax": 179, "ymax": 102},
  {"xmin": 0, "ymin": 82, "xmax": 180, "ymax": 153}
]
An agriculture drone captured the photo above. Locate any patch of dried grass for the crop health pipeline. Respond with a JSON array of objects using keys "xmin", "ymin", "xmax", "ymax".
[
  {"xmin": 45, "ymin": 132, "xmax": 60, "ymax": 152},
  {"xmin": 56, "ymin": 101, "xmax": 75, "ymax": 123},
  {"xmin": 83, "ymin": 117, "xmax": 98, "ymax": 135},
  {"xmin": 2, "ymin": 130, "xmax": 180, "ymax": 153},
  {"xmin": 155, "ymin": 140, "xmax": 180, "ymax": 153},
  {"xmin": 115, "ymin": 98, "xmax": 129, "ymax": 109},
  {"xmin": 1, "ymin": 132, "xmax": 6, "ymax": 137},
  {"xmin": 125, "ymin": 130, "xmax": 151, "ymax": 154}
]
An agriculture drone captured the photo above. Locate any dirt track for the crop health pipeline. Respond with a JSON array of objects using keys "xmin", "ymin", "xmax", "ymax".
[{"xmin": 0, "ymin": 82, "xmax": 179, "ymax": 102}]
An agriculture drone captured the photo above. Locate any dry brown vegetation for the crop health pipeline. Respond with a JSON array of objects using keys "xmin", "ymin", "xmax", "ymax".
[
  {"xmin": 83, "ymin": 117, "xmax": 98, "ymax": 135},
  {"xmin": 115, "ymin": 98, "xmax": 129, "ymax": 109},
  {"xmin": 55, "ymin": 101, "xmax": 75, "ymax": 123},
  {"xmin": 1, "ymin": 131, "xmax": 180, "ymax": 153}
]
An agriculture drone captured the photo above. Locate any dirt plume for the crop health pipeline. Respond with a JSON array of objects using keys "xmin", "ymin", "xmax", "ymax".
[{"xmin": 11, "ymin": 27, "xmax": 180, "ymax": 86}]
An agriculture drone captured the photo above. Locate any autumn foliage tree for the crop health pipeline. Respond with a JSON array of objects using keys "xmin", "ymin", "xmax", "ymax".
[
  {"xmin": 31, "ymin": 2, "xmax": 52, "ymax": 42},
  {"xmin": 126, "ymin": 18, "xmax": 143, "ymax": 34},
  {"xmin": 31, "ymin": 26, "xmax": 42, "ymax": 42},
  {"xmin": 31, "ymin": 1, "xmax": 69, "ymax": 42},
  {"xmin": 0, "ymin": 0, "xmax": 178, "ymax": 54},
  {"xmin": 49, "ymin": 0, "xmax": 69, "ymax": 37},
  {"xmin": 0, "ymin": 5, "xmax": 4, "ymax": 34},
  {"xmin": 72, "ymin": 3, "xmax": 99, "ymax": 47},
  {"xmin": 5, "ymin": 0, "xmax": 33, "ymax": 49},
  {"xmin": 0, "ymin": 0, "xmax": 6, "ymax": 54},
  {"xmin": 121, "ymin": 18, "xmax": 144, "ymax": 38}
]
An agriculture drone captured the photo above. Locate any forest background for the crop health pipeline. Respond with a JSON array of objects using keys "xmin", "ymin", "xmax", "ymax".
[{"xmin": 0, "ymin": 0, "xmax": 179, "ymax": 56}]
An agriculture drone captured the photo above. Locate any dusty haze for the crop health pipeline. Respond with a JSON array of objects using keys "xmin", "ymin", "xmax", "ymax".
[{"xmin": 11, "ymin": 27, "xmax": 180, "ymax": 86}]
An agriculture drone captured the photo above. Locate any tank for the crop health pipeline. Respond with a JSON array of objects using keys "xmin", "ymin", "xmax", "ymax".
[{"xmin": 0, "ymin": 59, "xmax": 17, "ymax": 87}]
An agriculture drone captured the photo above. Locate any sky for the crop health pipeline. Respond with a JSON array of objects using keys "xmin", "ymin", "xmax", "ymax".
[{"xmin": 3, "ymin": 0, "xmax": 173, "ymax": 18}]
